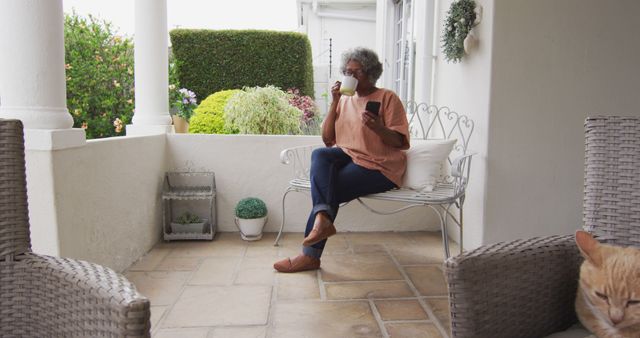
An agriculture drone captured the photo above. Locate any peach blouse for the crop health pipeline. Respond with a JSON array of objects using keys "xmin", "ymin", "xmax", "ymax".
[{"xmin": 334, "ymin": 88, "xmax": 409, "ymax": 187}]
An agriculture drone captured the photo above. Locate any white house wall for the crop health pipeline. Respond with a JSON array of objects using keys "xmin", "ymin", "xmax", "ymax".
[
  {"xmin": 432, "ymin": 0, "xmax": 494, "ymax": 249},
  {"xmin": 433, "ymin": 0, "xmax": 640, "ymax": 248},
  {"xmin": 483, "ymin": 0, "xmax": 640, "ymax": 244},
  {"xmin": 26, "ymin": 132, "xmax": 440, "ymax": 273}
]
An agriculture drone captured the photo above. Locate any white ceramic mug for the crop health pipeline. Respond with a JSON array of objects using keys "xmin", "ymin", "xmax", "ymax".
[{"xmin": 339, "ymin": 75, "xmax": 358, "ymax": 96}]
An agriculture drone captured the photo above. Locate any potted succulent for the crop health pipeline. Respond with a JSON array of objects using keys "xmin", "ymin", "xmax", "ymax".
[
  {"xmin": 234, "ymin": 197, "xmax": 268, "ymax": 241},
  {"xmin": 171, "ymin": 211, "xmax": 207, "ymax": 234}
]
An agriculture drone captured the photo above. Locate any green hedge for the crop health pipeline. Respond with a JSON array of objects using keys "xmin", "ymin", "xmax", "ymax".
[{"xmin": 169, "ymin": 29, "xmax": 314, "ymax": 101}]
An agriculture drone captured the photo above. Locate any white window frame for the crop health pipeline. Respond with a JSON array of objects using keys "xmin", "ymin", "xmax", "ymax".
[
  {"xmin": 378, "ymin": 0, "xmax": 435, "ymax": 104},
  {"xmin": 392, "ymin": 0, "xmax": 415, "ymax": 103}
]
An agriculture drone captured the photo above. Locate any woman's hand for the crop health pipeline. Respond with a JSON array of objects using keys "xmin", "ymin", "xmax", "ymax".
[
  {"xmin": 330, "ymin": 81, "xmax": 341, "ymax": 102},
  {"xmin": 361, "ymin": 111, "xmax": 383, "ymax": 132},
  {"xmin": 323, "ymin": 81, "xmax": 341, "ymax": 147},
  {"xmin": 362, "ymin": 111, "xmax": 405, "ymax": 148}
]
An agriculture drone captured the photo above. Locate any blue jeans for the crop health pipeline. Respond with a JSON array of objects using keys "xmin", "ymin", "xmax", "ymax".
[{"xmin": 302, "ymin": 147, "xmax": 396, "ymax": 259}]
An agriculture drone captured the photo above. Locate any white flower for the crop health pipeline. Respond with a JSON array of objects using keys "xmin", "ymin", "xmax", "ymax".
[{"xmin": 460, "ymin": 18, "xmax": 466, "ymax": 24}]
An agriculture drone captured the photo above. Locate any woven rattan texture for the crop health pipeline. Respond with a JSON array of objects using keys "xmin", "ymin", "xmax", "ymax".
[
  {"xmin": 445, "ymin": 235, "xmax": 580, "ymax": 338},
  {"xmin": 444, "ymin": 116, "xmax": 640, "ymax": 337},
  {"xmin": 584, "ymin": 116, "xmax": 640, "ymax": 248},
  {"xmin": 0, "ymin": 120, "xmax": 31, "ymax": 258},
  {"xmin": 0, "ymin": 119, "xmax": 150, "ymax": 337}
]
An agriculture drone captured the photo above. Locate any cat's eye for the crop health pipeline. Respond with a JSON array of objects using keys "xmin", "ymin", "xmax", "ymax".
[
  {"xmin": 627, "ymin": 300, "xmax": 640, "ymax": 307},
  {"xmin": 595, "ymin": 291, "xmax": 608, "ymax": 301}
]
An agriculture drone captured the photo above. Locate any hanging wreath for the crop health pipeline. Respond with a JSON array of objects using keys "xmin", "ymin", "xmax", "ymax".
[{"xmin": 442, "ymin": 0, "xmax": 479, "ymax": 63}]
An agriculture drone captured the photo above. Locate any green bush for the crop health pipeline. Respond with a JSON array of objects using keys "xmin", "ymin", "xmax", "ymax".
[
  {"xmin": 169, "ymin": 29, "xmax": 314, "ymax": 100},
  {"xmin": 64, "ymin": 12, "xmax": 134, "ymax": 139},
  {"xmin": 189, "ymin": 89, "xmax": 241, "ymax": 134},
  {"xmin": 225, "ymin": 86, "xmax": 302, "ymax": 135},
  {"xmin": 235, "ymin": 197, "xmax": 267, "ymax": 219}
]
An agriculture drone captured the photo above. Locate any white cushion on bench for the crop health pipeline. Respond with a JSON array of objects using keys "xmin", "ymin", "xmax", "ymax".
[{"xmin": 402, "ymin": 139, "xmax": 456, "ymax": 192}]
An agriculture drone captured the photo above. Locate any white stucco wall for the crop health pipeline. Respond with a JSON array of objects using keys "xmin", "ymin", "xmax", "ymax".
[
  {"xmin": 27, "ymin": 134, "xmax": 167, "ymax": 272},
  {"xmin": 167, "ymin": 134, "xmax": 440, "ymax": 234},
  {"xmin": 483, "ymin": 0, "xmax": 640, "ymax": 244},
  {"xmin": 434, "ymin": 0, "xmax": 640, "ymax": 248},
  {"xmin": 26, "ymin": 131, "xmax": 444, "ymax": 273},
  {"xmin": 433, "ymin": 0, "xmax": 494, "ymax": 249}
]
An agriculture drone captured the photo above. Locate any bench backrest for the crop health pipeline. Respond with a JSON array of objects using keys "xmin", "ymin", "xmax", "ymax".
[
  {"xmin": 283, "ymin": 103, "xmax": 475, "ymax": 187},
  {"xmin": 405, "ymin": 102, "xmax": 474, "ymax": 165}
]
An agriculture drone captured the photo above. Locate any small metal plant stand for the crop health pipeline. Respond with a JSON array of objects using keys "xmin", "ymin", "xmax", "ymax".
[{"xmin": 162, "ymin": 171, "xmax": 216, "ymax": 241}]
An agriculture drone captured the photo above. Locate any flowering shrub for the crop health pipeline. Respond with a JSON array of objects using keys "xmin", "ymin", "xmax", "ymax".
[
  {"xmin": 225, "ymin": 86, "xmax": 302, "ymax": 135},
  {"xmin": 113, "ymin": 118, "xmax": 124, "ymax": 133},
  {"xmin": 189, "ymin": 89, "xmax": 241, "ymax": 134},
  {"xmin": 287, "ymin": 88, "xmax": 321, "ymax": 135},
  {"xmin": 64, "ymin": 12, "xmax": 134, "ymax": 139}
]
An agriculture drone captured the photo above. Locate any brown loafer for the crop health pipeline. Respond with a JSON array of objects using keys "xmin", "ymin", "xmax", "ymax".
[
  {"xmin": 273, "ymin": 254, "xmax": 320, "ymax": 273},
  {"xmin": 302, "ymin": 222, "xmax": 337, "ymax": 247}
]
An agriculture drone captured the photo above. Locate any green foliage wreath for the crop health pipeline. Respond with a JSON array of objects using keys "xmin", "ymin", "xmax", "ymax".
[{"xmin": 441, "ymin": 0, "xmax": 477, "ymax": 63}]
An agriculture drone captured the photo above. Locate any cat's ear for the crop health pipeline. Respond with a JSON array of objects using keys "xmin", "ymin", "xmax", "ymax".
[{"xmin": 575, "ymin": 230, "xmax": 603, "ymax": 266}]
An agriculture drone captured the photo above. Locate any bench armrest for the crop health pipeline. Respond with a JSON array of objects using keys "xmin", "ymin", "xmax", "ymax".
[
  {"xmin": 447, "ymin": 152, "xmax": 475, "ymax": 196},
  {"xmin": 444, "ymin": 234, "xmax": 581, "ymax": 338},
  {"xmin": 280, "ymin": 144, "xmax": 324, "ymax": 180},
  {"xmin": 450, "ymin": 153, "xmax": 474, "ymax": 178}
]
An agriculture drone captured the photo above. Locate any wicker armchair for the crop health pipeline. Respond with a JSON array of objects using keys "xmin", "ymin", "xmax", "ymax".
[
  {"xmin": 0, "ymin": 119, "xmax": 150, "ymax": 337},
  {"xmin": 444, "ymin": 116, "xmax": 640, "ymax": 338}
]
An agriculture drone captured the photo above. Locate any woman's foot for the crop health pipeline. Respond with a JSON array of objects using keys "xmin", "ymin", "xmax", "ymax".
[
  {"xmin": 273, "ymin": 254, "xmax": 320, "ymax": 273},
  {"xmin": 302, "ymin": 213, "xmax": 336, "ymax": 247}
]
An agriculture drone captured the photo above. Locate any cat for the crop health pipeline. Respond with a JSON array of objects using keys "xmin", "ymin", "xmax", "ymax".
[{"xmin": 575, "ymin": 230, "xmax": 640, "ymax": 338}]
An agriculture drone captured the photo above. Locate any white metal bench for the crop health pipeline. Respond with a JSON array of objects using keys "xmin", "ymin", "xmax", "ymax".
[{"xmin": 274, "ymin": 103, "xmax": 475, "ymax": 258}]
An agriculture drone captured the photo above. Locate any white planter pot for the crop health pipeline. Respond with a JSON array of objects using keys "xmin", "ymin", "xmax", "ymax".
[
  {"xmin": 171, "ymin": 219, "xmax": 207, "ymax": 234},
  {"xmin": 235, "ymin": 216, "xmax": 267, "ymax": 241}
]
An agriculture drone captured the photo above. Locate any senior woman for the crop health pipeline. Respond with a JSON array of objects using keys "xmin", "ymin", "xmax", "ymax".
[{"xmin": 273, "ymin": 47, "xmax": 410, "ymax": 273}]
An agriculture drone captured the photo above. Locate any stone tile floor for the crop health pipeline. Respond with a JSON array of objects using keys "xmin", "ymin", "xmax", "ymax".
[{"xmin": 124, "ymin": 231, "xmax": 456, "ymax": 338}]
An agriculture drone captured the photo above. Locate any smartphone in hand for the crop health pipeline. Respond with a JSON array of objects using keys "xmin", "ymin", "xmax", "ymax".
[{"xmin": 365, "ymin": 101, "xmax": 381, "ymax": 116}]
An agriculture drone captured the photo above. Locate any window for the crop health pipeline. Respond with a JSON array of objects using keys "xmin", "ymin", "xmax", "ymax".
[{"xmin": 392, "ymin": 0, "xmax": 415, "ymax": 103}]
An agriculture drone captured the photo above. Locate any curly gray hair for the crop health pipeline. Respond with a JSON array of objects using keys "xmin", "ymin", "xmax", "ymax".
[{"xmin": 340, "ymin": 47, "xmax": 383, "ymax": 85}]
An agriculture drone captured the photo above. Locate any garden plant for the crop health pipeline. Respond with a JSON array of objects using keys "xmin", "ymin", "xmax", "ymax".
[
  {"xmin": 64, "ymin": 12, "xmax": 134, "ymax": 139},
  {"xmin": 189, "ymin": 89, "xmax": 241, "ymax": 134},
  {"xmin": 225, "ymin": 86, "xmax": 302, "ymax": 135}
]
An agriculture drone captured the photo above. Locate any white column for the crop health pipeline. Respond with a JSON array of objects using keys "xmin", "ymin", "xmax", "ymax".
[
  {"xmin": 0, "ymin": 0, "xmax": 85, "ymax": 150},
  {"xmin": 127, "ymin": 0, "xmax": 174, "ymax": 136}
]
